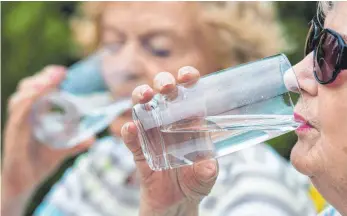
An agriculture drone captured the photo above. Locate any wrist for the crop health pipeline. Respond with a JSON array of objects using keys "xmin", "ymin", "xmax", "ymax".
[
  {"xmin": 139, "ymin": 198, "xmax": 199, "ymax": 216},
  {"xmin": 2, "ymin": 166, "xmax": 37, "ymax": 198},
  {"xmin": 2, "ymin": 184, "xmax": 34, "ymax": 216},
  {"xmin": 2, "ymin": 171, "xmax": 36, "ymax": 216}
]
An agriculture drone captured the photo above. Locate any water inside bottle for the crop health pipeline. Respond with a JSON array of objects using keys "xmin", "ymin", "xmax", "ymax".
[
  {"xmin": 161, "ymin": 114, "xmax": 299, "ymax": 132},
  {"xmin": 156, "ymin": 114, "xmax": 300, "ymax": 167}
]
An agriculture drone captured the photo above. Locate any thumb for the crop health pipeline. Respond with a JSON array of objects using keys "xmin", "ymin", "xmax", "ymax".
[
  {"xmin": 194, "ymin": 159, "xmax": 219, "ymax": 184},
  {"xmin": 70, "ymin": 136, "xmax": 95, "ymax": 153},
  {"xmin": 54, "ymin": 136, "xmax": 95, "ymax": 160},
  {"xmin": 178, "ymin": 159, "xmax": 218, "ymax": 200}
]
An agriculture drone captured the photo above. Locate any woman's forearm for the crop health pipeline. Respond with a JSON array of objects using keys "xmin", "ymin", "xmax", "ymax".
[
  {"xmin": 2, "ymin": 193, "xmax": 32, "ymax": 216},
  {"xmin": 1, "ymin": 176, "xmax": 35, "ymax": 216}
]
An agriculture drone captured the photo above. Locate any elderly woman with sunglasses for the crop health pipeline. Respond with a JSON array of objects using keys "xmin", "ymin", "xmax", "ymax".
[
  {"xmin": 288, "ymin": 2, "xmax": 347, "ymax": 215},
  {"xmin": 121, "ymin": 1, "xmax": 347, "ymax": 216}
]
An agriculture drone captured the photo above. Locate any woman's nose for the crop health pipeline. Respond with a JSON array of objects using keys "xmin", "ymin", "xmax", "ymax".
[
  {"xmin": 108, "ymin": 44, "xmax": 147, "ymax": 81},
  {"xmin": 284, "ymin": 52, "xmax": 318, "ymax": 96}
]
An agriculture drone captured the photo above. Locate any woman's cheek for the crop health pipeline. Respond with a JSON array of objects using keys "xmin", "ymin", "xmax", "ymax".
[{"xmin": 318, "ymin": 84, "xmax": 347, "ymax": 148}]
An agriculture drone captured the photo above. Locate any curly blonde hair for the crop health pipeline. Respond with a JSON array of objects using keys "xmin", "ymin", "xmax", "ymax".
[{"xmin": 70, "ymin": 2, "xmax": 286, "ymax": 68}]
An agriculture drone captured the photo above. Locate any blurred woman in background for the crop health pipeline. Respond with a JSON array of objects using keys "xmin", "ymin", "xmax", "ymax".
[{"xmin": 2, "ymin": 2, "xmax": 317, "ymax": 216}]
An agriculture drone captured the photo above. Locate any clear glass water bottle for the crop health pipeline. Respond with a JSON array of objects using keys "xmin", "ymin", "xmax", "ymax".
[
  {"xmin": 133, "ymin": 54, "xmax": 303, "ymax": 171},
  {"xmin": 32, "ymin": 51, "xmax": 132, "ymax": 148}
]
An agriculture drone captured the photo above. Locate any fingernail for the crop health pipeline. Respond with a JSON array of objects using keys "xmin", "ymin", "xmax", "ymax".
[
  {"xmin": 49, "ymin": 66, "xmax": 65, "ymax": 80},
  {"xmin": 33, "ymin": 83, "xmax": 46, "ymax": 90},
  {"xmin": 24, "ymin": 89, "xmax": 39, "ymax": 99},
  {"xmin": 140, "ymin": 86, "xmax": 152, "ymax": 99},
  {"xmin": 125, "ymin": 122, "xmax": 131, "ymax": 131},
  {"xmin": 39, "ymin": 77, "xmax": 52, "ymax": 86},
  {"xmin": 49, "ymin": 72, "xmax": 61, "ymax": 81},
  {"xmin": 179, "ymin": 66, "xmax": 192, "ymax": 77},
  {"xmin": 198, "ymin": 160, "xmax": 218, "ymax": 183},
  {"xmin": 160, "ymin": 78, "xmax": 172, "ymax": 88},
  {"xmin": 126, "ymin": 122, "xmax": 137, "ymax": 135}
]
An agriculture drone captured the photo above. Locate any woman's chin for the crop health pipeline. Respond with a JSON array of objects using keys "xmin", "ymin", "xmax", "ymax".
[{"xmin": 290, "ymin": 138, "xmax": 322, "ymax": 177}]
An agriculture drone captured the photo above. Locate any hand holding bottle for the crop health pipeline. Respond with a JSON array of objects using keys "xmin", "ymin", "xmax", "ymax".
[
  {"xmin": 121, "ymin": 66, "xmax": 219, "ymax": 216},
  {"xmin": 2, "ymin": 65, "xmax": 94, "ymax": 216}
]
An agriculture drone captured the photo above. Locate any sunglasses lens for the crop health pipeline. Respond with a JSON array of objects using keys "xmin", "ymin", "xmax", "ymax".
[{"xmin": 314, "ymin": 32, "xmax": 340, "ymax": 83}]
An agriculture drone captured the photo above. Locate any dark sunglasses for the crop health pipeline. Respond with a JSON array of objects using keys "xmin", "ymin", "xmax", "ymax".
[{"xmin": 304, "ymin": 16, "xmax": 347, "ymax": 84}]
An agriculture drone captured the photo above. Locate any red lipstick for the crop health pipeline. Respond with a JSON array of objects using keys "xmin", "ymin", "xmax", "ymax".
[{"xmin": 294, "ymin": 113, "xmax": 313, "ymax": 131}]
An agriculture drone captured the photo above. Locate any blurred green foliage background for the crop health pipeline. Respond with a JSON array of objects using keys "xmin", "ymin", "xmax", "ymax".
[{"xmin": 1, "ymin": 1, "xmax": 317, "ymax": 214}]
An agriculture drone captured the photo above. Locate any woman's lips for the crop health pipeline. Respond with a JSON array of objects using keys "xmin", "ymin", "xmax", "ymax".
[
  {"xmin": 294, "ymin": 112, "xmax": 313, "ymax": 132},
  {"xmin": 296, "ymin": 123, "xmax": 313, "ymax": 131}
]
